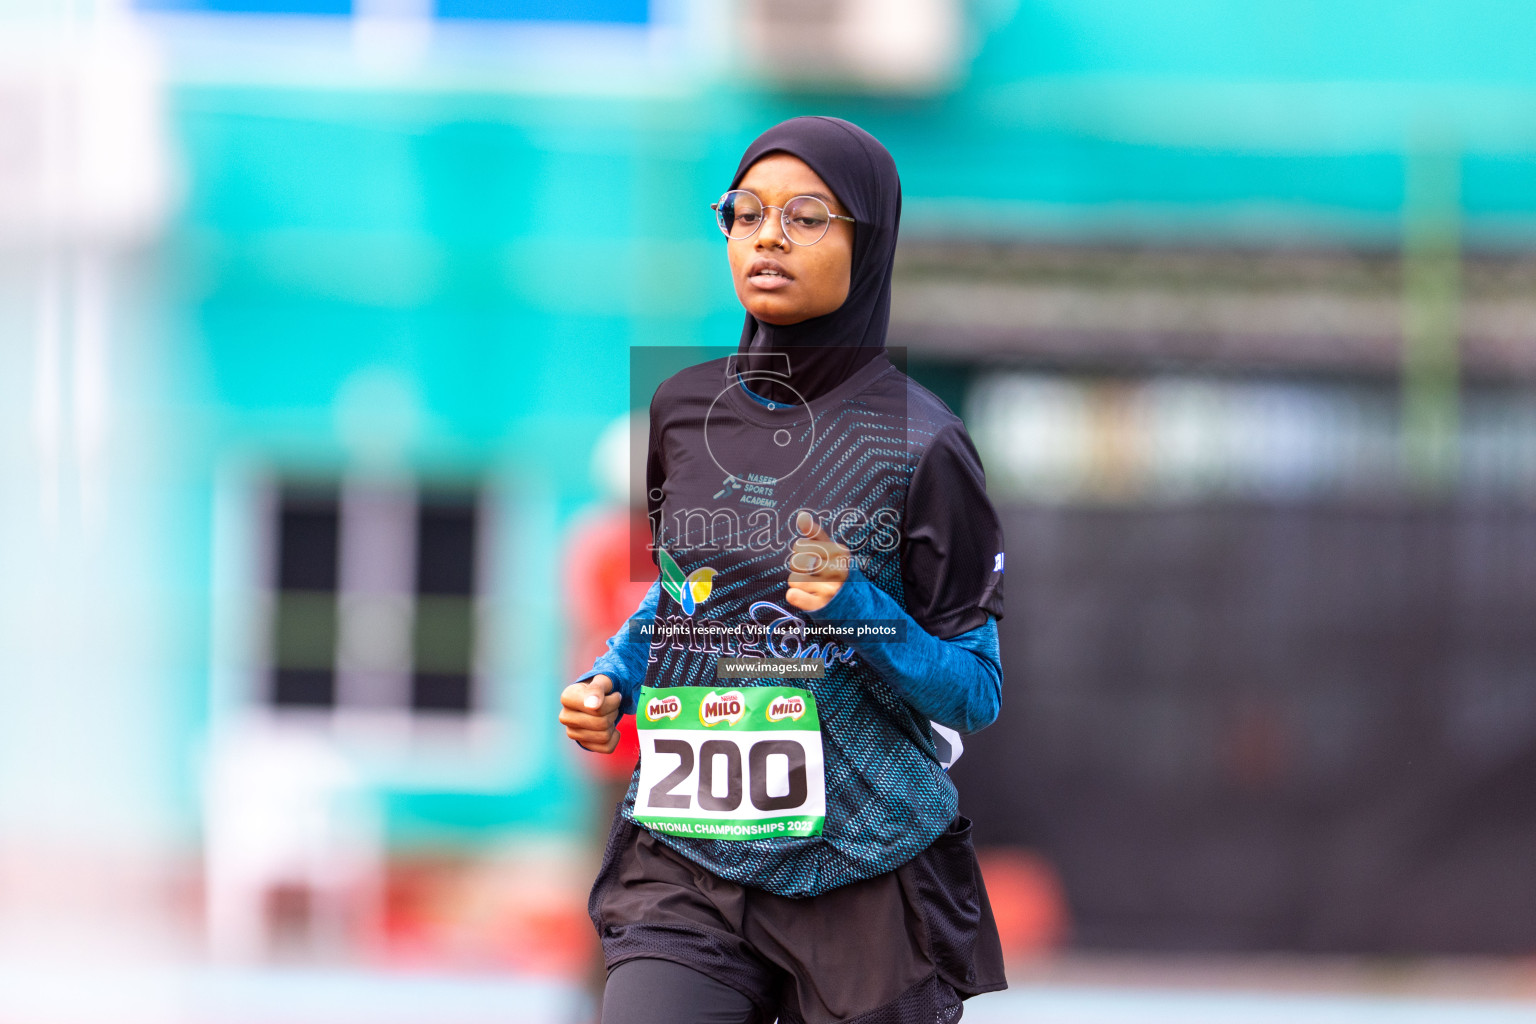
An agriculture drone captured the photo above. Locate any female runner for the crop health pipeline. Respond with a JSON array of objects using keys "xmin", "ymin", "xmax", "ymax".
[{"xmin": 559, "ymin": 115, "xmax": 1008, "ymax": 1024}]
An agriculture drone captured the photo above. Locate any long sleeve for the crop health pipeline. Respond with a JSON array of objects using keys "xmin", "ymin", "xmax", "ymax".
[
  {"xmin": 806, "ymin": 562, "xmax": 1002, "ymax": 734},
  {"xmin": 574, "ymin": 580, "xmax": 660, "ymax": 719},
  {"xmin": 901, "ymin": 420, "xmax": 1005, "ymax": 638}
]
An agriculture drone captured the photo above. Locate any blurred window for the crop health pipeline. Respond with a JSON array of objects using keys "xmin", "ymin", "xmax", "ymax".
[
  {"xmin": 266, "ymin": 481, "xmax": 485, "ymax": 717},
  {"xmin": 272, "ymin": 488, "xmax": 341, "ymax": 708},
  {"xmin": 410, "ymin": 494, "xmax": 479, "ymax": 713}
]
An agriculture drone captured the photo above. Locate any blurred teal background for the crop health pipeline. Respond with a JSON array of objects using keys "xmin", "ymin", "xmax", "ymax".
[{"xmin": 3, "ymin": 0, "xmax": 1536, "ymax": 1019}]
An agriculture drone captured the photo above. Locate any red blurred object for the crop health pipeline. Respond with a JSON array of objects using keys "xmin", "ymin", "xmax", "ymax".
[
  {"xmin": 376, "ymin": 856, "xmax": 596, "ymax": 976},
  {"xmin": 976, "ymin": 847, "xmax": 1071, "ymax": 959},
  {"xmin": 565, "ymin": 509, "xmax": 654, "ymax": 777}
]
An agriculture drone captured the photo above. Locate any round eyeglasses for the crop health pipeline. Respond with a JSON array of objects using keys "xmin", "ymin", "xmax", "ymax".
[{"xmin": 711, "ymin": 189, "xmax": 855, "ymax": 246}]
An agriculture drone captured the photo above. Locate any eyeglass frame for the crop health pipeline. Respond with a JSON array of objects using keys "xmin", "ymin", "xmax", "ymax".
[{"xmin": 710, "ymin": 189, "xmax": 856, "ymax": 246}]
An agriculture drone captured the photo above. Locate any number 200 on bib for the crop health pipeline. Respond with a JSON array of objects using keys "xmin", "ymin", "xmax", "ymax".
[{"xmin": 633, "ymin": 686, "xmax": 827, "ymax": 840}]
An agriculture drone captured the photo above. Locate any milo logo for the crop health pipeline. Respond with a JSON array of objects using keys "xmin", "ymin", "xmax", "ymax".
[
  {"xmin": 765, "ymin": 695, "xmax": 806, "ymax": 723},
  {"xmin": 699, "ymin": 690, "xmax": 746, "ymax": 727},
  {"xmin": 645, "ymin": 694, "xmax": 682, "ymax": 722}
]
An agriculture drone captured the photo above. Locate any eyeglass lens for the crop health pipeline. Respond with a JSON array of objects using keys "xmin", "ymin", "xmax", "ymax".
[{"xmin": 716, "ymin": 190, "xmax": 835, "ymax": 245}]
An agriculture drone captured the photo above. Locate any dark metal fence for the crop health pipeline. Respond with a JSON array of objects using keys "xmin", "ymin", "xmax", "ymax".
[{"xmin": 953, "ymin": 501, "xmax": 1536, "ymax": 954}]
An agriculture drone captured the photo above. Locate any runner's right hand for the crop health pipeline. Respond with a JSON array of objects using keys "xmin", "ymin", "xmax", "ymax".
[{"xmin": 560, "ymin": 674, "xmax": 623, "ymax": 753}]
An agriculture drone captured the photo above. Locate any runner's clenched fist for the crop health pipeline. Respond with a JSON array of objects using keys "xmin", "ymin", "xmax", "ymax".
[
  {"xmin": 785, "ymin": 511, "xmax": 850, "ymax": 613},
  {"xmin": 560, "ymin": 673, "xmax": 623, "ymax": 753}
]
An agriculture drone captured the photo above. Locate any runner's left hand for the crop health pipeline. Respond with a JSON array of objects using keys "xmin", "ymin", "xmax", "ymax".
[{"xmin": 785, "ymin": 511, "xmax": 849, "ymax": 613}]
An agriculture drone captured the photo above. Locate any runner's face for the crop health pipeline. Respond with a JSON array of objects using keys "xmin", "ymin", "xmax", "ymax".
[{"xmin": 727, "ymin": 154, "xmax": 854, "ymax": 326}]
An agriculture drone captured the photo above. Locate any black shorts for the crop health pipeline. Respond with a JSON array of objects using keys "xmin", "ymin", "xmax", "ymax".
[{"xmin": 588, "ymin": 811, "xmax": 1007, "ymax": 1024}]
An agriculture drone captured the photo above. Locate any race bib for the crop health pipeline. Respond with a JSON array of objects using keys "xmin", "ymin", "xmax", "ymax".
[{"xmin": 634, "ymin": 686, "xmax": 825, "ymax": 841}]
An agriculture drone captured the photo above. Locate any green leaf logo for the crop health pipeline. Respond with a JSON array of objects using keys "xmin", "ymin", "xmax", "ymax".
[{"xmin": 658, "ymin": 548, "xmax": 716, "ymax": 615}]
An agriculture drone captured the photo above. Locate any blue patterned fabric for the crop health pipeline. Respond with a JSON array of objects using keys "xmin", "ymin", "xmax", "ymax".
[
  {"xmin": 581, "ymin": 574, "xmax": 1001, "ymax": 735},
  {"xmin": 806, "ymin": 562, "xmax": 1002, "ymax": 734},
  {"xmin": 575, "ymin": 580, "xmax": 658, "ymax": 718}
]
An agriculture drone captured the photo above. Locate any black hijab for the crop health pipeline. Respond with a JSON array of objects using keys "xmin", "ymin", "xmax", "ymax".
[{"xmin": 729, "ymin": 116, "xmax": 902, "ymax": 404}]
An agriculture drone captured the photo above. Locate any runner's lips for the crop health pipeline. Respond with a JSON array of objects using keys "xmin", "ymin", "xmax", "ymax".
[{"xmin": 748, "ymin": 259, "xmax": 794, "ymax": 291}]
